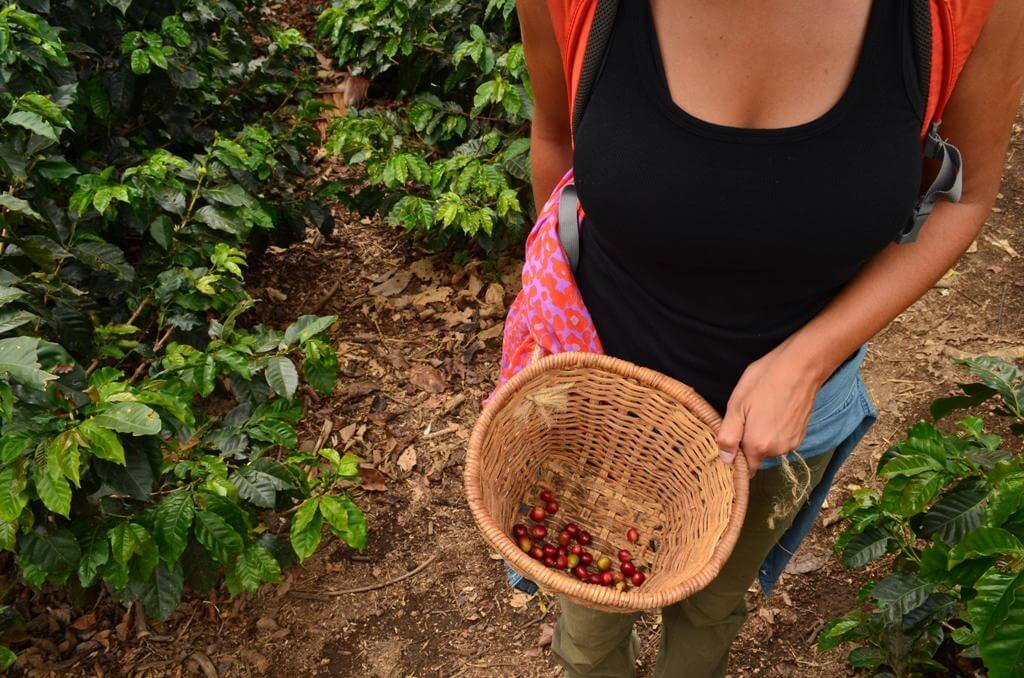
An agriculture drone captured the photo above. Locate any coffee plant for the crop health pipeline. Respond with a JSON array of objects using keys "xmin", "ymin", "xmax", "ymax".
[
  {"xmin": 317, "ymin": 0, "xmax": 532, "ymax": 252},
  {"xmin": 820, "ymin": 356, "xmax": 1024, "ymax": 677},
  {"xmin": 0, "ymin": 0, "xmax": 364, "ymax": 665}
]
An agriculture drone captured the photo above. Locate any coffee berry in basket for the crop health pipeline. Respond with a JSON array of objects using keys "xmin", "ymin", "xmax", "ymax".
[{"xmin": 513, "ymin": 488, "xmax": 648, "ymax": 592}]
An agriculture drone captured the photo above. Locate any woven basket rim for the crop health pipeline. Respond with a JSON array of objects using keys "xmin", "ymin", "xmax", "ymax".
[{"xmin": 465, "ymin": 351, "xmax": 749, "ymax": 612}]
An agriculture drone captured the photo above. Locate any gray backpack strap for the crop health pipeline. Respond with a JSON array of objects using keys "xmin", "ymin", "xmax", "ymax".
[
  {"xmin": 896, "ymin": 122, "xmax": 963, "ymax": 244},
  {"xmin": 558, "ymin": 183, "xmax": 581, "ymax": 272}
]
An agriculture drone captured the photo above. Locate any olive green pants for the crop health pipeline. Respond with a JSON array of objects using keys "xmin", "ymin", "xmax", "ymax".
[{"xmin": 551, "ymin": 450, "xmax": 835, "ymax": 678}]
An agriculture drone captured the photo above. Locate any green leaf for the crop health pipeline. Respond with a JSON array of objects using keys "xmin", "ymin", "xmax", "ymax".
[
  {"xmin": 46, "ymin": 432, "xmax": 80, "ymax": 487},
  {"xmin": 290, "ymin": 498, "xmax": 322, "ymax": 562},
  {"xmin": 336, "ymin": 453, "xmax": 362, "ymax": 480},
  {"xmin": 338, "ymin": 495, "xmax": 367, "ymax": 549},
  {"xmin": 879, "ymin": 453, "xmax": 944, "ymax": 479},
  {"xmin": 988, "ymin": 477, "xmax": 1024, "ymax": 528},
  {"xmin": 817, "ymin": 613, "xmax": 865, "ymax": 652},
  {"xmin": 265, "ymin": 356, "xmax": 298, "ymax": 399},
  {"xmin": 74, "ymin": 241, "xmax": 134, "ymax": 281},
  {"xmin": 226, "ymin": 544, "xmax": 281, "ymax": 595},
  {"xmin": 132, "ymin": 563, "xmax": 183, "ymax": 622},
  {"xmin": 145, "ymin": 45, "xmax": 168, "ymax": 70},
  {"xmin": 230, "ymin": 467, "xmax": 279, "ymax": 509},
  {"xmin": 154, "ymin": 492, "xmax": 194, "ymax": 564},
  {"xmin": 847, "ymin": 646, "xmax": 884, "ymax": 669},
  {"xmin": 149, "ymin": 215, "xmax": 174, "ymax": 249},
  {"xmin": 871, "ymin": 573, "xmax": 934, "ymax": 624},
  {"xmin": 967, "ymin": 568, "xmax": 1024, "ymax": 676},
  {"xmin": 108, "ymin": 522, "xmax": 137, "ymax": 566},
  {"xmin": 77, "ymin": 530, "xmax": 109, "ymax": 588},
  {"xmin": 3, "ymin": 110, "xmax": 56, "ymax": 141},
  {"xmin": 205, "ymin": 185, "xmax": 256, "ymax": 208},
  {"xmin": 78, "ymin": 420, "xmax": 125, "ymax": 465},
  {"xmin": 842, "ymin": 526, "xmax": 891, "ymax": 568},
  {"xmin": 282, "ymin": 315, "xmax": 336, "ymax": 347},
  {"xmin": 0, "ymin": 194, "xmax": 42, "ymax": 221},
  {"xmin": 92, "ymin": 402, "xmax": 161, "ymax": 436},
  {"xmin": 920, "ymin": 483, "xmax": 987, "ymax": 544},
  {"xmin": 0, "ymin": 645, "xmax": 15, "ymax": 669},
  {"xmin": 20, "ymin": 527, "xmax": 80, "ymax": 584},
  {"xmin": 193, "ymin": 510, "xmax": 244, "ymax": 564},
  {"xmin": 0, "ymin": 518, "xmax": 16, "ymax": 552},
  {"xmin": 195, "ymin": 205, "xmax": 243, "ymax": 235},
  {"xmin": 0, "ymin": 465, "xmax": 27, "ymax": 521},
  {"xmin": 302, "ymin": 340, "xmax": 337, "ymax": 395},
  {"xmin": 949, "ymin": 527, "xmax": 1024, "ymax": 569},
  {"xmin": 318, "ymin": 495, "xmax": 349, "ymax": 538},
  {"xmin": 955, "ymin": 356, "xmax": 1024, "ymax": 417},
  {"xmin": 130, "ymin": 48, "xmax": 150, "ymax": 74},
  {"xmin": 33, "ymin": 467, "xmax": 71, "ymax": 517},
  {"xmin": 0, "ymin": 310, "xmax": 37, "ymax": 335},
  {"xmin": 880, "ymin": 472, "xmax": 945, "ymax": 517},
  {"xmin": 900, "ymin": 423, "xmax": 948, "ymax": 465},
  {"xmin": 0, "ymin": 337, "xmax": 55, "ymax": 389}
]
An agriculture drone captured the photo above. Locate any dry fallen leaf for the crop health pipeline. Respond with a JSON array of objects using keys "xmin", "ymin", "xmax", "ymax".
[
  {"xmin": 409, "ymin": 363, "xmax": 446, "ymax": 393},
  {"xmin": 412, "ymin": 286, "xmax": 453, "ymax": 307},
  {"xmin": 358, "ymin": 466, "xmax": 388, "ymax": 492},
  {"xmin": 984, "ymin": 235, "xmax": 1020, "ymax": 258},
  {"xmin": 440, "ymin": 308, "xmax": 475, "ymax": 328},
  {"xmin": 397, "ymin": 446, "xmax": 417, "ymax": 473},
  {"xmin": 509, "ymin": 591, "xmax": 533, "ymax": 609},
  {"xmin": 409, "ymin": 257, "xmax": 439, "ymax": 281},
  {"xmin": 369, "ymin": 269, "xmax": 413, "ymax": 297},
  {"xmin": 784, "ymin": 552, "xmax": 829, "ymax": 575},
  {"xmin": 477, "ymin": 321, "xmax": 504, "ymax": 342},
  {"xmin": 71, "ymin": 612, "xmax": 96, "ymax": 631}
]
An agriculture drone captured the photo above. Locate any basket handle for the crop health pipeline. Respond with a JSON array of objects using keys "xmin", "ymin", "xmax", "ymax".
[{"xmin": 529, "ymin": 343, "xmax": 544, "ymax": 364}]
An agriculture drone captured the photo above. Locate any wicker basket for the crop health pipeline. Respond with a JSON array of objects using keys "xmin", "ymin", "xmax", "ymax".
[{"xmin": 465, "ymin": 352, "xmax": 749, "ymax": 613}]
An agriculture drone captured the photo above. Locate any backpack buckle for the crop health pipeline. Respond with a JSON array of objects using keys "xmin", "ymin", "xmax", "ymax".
[{"xmin": 896, "ymin": 121, "xmax": 963, "ymax": 244}]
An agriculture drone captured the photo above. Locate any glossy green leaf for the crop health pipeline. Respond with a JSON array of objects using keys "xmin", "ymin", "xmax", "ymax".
[
  {"xmin": 193, "ymin": 510, "xmax": 244, "ymax": 565},
  {"xmin": 879, "ymin": 453, "xmax": 944, "ymax": 479},
  {"xmin": 0, "ymin": 337, "xmax": 55, "ymax": 389},
  {"xmin": 948, "ymin": 528, "xmax": 1024, "ymax": 569},
  {"xmin": 282, "ymin": 315, "xmax": 336, "ymax": 347},
  {"xmin": 265, "ymin": 356, "xmax": 298, "ymax": 399},
  {"xmin": 33, "ymin": 467, "xmax": 71, "ymax": 517},
  {"xmin": 967, "ymin": 568, "xmax": 1024, "ymax": 676},
  {"xmin": 154, "ymin": 492, "xmax": 194, "ymax": 564},
  {"xmin": 871, "ymin": 573, "xmax": 934, "ymax": 624},
  {"xmin": 880, "ymin": 472, "xmax": 945, "ymax": 518},
  {"xmin": 91, "ymin": 402, "xmax": 161, "ymax": 436},
  {"xmin": 290, "ymin": 498, "xmax": 322, "ymax": 562},
  {"xmin": 920, "ymin": 483, "xmax": 987, "ymax": 544},
  {"xmin": 78, "ymin": 420, "xmax": 125, "ymax": 465},
  {"xmin": 842, "ymin": 526, "xmax": 891, "ymax": 568},
  {"xmin": 131, "ymin": 563, "xmax": 183, "ymax": 622}
]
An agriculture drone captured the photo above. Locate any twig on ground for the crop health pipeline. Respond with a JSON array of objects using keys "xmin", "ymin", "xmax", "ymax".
[
  {"xmin": 310, "ymin": 278, "xmax": 343, "ymax": 313},
  {"xmin": 291, "ymin": 554, "xmax": 438, "ymax": 599}
]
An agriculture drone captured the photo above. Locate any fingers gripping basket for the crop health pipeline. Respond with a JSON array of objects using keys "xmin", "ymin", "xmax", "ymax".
[{"xmin": 465, "ymin": 352, "xmax": 749, "ymax": 613}]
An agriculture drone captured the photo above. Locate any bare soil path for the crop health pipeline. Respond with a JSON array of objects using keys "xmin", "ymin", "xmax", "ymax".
[{"xmin": 11, "ymin": 6, "xmax": 1024, "ymax": 675}]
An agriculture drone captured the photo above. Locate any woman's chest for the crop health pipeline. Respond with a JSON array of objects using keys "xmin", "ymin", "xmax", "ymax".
[{"xmin": 648, "ymin": 0, "xmax": 876, "ymax": 130}]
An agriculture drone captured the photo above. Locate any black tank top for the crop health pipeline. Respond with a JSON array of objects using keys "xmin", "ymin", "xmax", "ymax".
[{"xmin": 573, "ymin": 0, "xmax": 924, "ymax": 413}]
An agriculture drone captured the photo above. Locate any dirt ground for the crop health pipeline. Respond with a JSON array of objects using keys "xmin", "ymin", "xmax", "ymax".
[{"xmin": 9, "ymin": 4, "xmax": 1024, "ymax": 676}]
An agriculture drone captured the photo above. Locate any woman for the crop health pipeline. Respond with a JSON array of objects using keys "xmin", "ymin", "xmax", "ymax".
[{"xmin": 514, "ymin": 0, "xmax": 1024, "ymax": 676}]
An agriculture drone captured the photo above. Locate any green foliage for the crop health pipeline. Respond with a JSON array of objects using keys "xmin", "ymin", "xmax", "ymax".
[
  {"xmin": 317, "ymin": 0, "xmax": 530, "ymax": 252},
  {"xmin": 0, "ymin": 0, "xmax": 366, "ymax": 659},
  {"xmin": 821, "ymin": 356, "xmax": 1024, "ymax": 676}
]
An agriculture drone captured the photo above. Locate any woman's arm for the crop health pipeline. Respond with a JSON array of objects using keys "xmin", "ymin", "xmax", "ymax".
[
  {"xmin": 516, "ymin": 1, "xmax": 573, "ymax": 212},
  {"xmin": 718, "ymin": 0, "xmax": 1024, "ymax": 474}
]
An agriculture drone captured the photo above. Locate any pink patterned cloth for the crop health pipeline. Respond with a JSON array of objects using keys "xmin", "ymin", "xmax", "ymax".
[{"xmin": 493, "ymin": 169, "xmax": 603, "ymax": 397}]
